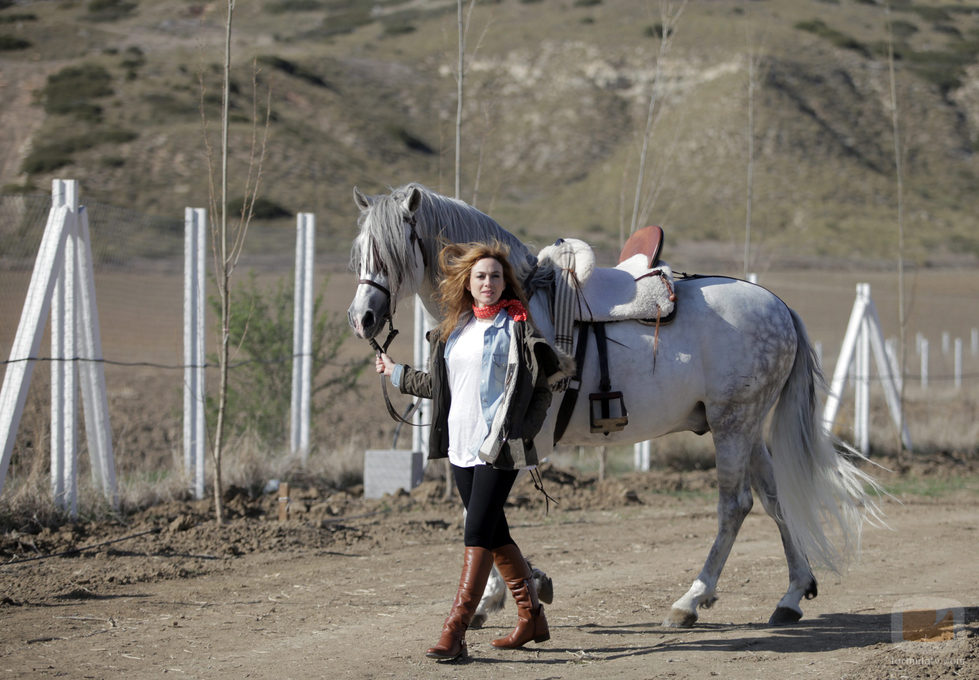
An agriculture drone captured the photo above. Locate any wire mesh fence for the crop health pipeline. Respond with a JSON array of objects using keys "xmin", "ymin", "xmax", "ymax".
[
  {"xmin": 0, "ymin": 190, "xmax": 374, "ymax": 507},
  {"xmin": 1, "ymin": 189, "xmax": 977, "ymax": 509}
]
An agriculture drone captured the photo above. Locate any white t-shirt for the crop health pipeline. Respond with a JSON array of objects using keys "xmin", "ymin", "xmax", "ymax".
[{"xmin": 446, "ymin": 317, "xmax": 492, "ymax": 467}]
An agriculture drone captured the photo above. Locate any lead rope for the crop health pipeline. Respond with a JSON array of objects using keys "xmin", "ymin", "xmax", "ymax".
[
  {"xmin": 368, "ymin": 317, "xmax": 422, "ymax": 427},
  {"xmin": 530, "ymin": 468, "xmax": 558, "ymax": 515}
]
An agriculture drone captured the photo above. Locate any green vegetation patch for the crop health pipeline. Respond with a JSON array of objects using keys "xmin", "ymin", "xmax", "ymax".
[
  {"xmin": 794, "ymin": 18, "xmax": 872, "ymax": 59},
  {"xmin": 0, "ymin": 34, "xmax": 29, "ymax": 50},
  {"xmin": 877, "ymin": 25, "xmax": 979, "ymax": 95},
  {"xmin": 228, "ymin": 196, "xmax": 292, "ymax": 220},
  {"xmin": 265, "ymin": 0, "xmax": 324, "ymax": 13},
  {"xmin": 256, "ymin": 55, "xmax": 332, "ymax": 89},
  {"xmin": 41, "ymin": 63, "xmax": 114, "ymax": 119},
  {"xmin": 208, "ymin": 273, "xmax": 367, "ymax": 453},
  {"xmin": 21, "ymin": 128, "xmax": 138, "ymax": 175},
  {"xmin": 0, "ymin": 13, "xmax": 38, "ymax": 24},
  {"xmin": 86, "ymin": 0, "xmax": 137, "ymax": 23},
  {"xmin": 883, "ymin": 474, "xmax": 979, "ymax": 499}
]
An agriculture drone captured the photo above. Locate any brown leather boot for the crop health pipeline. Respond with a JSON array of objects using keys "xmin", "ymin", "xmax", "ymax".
[
  {"xmin": 491, "ymin": 543, "xmax": 550, "ymax": 648},
  {"xmin": 426, "ymin": 546, "xmax": 494, "ymax": 661}
]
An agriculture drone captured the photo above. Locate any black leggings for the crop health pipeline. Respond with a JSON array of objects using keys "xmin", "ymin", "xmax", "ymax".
[{"xmin": 452, "ymin": 464, "xmax": 518, "ymax": 550}]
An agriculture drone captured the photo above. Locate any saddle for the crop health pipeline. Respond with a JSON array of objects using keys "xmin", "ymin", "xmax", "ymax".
[
  {"xmin": 543, "ymin": 226, "xmax": 678, "ymax": 443},
  {"xmin": 537, "ymin": 228, "xmax": 676, "ymax": 324}
]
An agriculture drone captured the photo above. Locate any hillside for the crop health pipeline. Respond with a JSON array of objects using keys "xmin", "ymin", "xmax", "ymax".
[{"xmin": 0, "ymin": 0, "xmax": 977, "ymax": 266}]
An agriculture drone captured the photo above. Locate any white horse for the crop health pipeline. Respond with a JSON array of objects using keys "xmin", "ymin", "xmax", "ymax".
[{"xmin": 347, "ymin": 183, "xmax": 882, "ymax": 628}]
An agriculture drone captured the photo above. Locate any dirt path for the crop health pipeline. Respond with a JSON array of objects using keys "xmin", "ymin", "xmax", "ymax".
[{"xmin": 1, "ymin": 481, "xmax": 975, "ymax": 679}]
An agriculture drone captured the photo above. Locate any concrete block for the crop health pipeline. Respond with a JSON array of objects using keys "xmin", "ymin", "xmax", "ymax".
[{"xmin": 364, "ymin": 449, "xmax": 424, "ymax": 499}]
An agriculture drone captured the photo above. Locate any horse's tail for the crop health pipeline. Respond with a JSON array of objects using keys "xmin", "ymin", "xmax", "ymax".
[{"xmin": 768, "ymin": 308, "xmax": 885, "ymax": 573}]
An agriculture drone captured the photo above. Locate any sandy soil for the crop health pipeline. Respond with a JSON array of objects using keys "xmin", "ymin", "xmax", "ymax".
[
  {"xmin": 1, "ymin": 461, "xmax": 976, "ymax": 680},
  {"xmin": 1, "ymin": 258, "xmax": 977, "ymax": 679}
]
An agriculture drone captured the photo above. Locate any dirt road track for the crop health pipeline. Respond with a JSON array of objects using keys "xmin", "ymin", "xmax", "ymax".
[{"xmin": 1, "ymin": 480, "xmax": 975, "ymax": 680}]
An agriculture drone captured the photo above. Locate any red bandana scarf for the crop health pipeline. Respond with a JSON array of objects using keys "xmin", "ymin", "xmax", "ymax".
[{"xmin": 472, "ymin": 299, "xmax": 527, "ymax": 322}]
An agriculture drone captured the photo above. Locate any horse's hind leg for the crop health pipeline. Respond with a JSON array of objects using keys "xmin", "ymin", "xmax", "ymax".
[
  {"xmin": 749, "ymin": 441, "xmax": 818, "ymax": 625},
  {"xmin": 471, "ymin": 564, "xmax": 507, "ymax": 628},
  {"xmin": 664, "ymin": 431, "xmax": 754, "ymax": 628}
]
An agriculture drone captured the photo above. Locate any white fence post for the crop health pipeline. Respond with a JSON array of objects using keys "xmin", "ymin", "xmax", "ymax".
[
  {"xmin": 76, "ymin": 203, "xmax": 117, "ymax": 506},
  {"xmin": 1, "ymin": 180, "xmax": 116, "ymax": 509},
  {"xmin": 50, "ymin": 180, "xmax": 77, "ymax": 513},
  {"xmin": 184, "ymin": 208, "xmax": 206, "ymax": 499},
  {"xmin": 971, "ymin": 328, "xmax": 978, "ymax": 357},
  {"xmin": 291, "ymin": 212, "xmax": 315, "ymax": 460},
  {"xmin": 633, "ymin": 440, "xmax": 650, "ymax": 471},
  {"xmin": 854, "ymin": 289, "xmax": 870, "ymax": 455},
  {"xmin": 920, "ymin": 338, "xmax": 929, "ymax": 390},
  {"xmin": 954, "ymin": 338, "xmax": 962, "ymax": 390},
  {"xmin": 823, "ymin": 283, "xmax": 911, "ymax": 453},
  {"xmin": 823, "ymin": 284, "xmax": 868, "ymax": 432},
  {"xmin": 413, "ymin": 297, "xmax": 434, "ymax": 459}
]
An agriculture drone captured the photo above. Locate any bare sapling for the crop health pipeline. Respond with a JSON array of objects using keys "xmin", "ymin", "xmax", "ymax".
[
  {"xmin": 885, "ymin": 3, "xmax": 910, "ymax": 461},
  {"xmin": 199, "ymin": 0, "xmax": 272, "ymax": 523},
  {"xmin": 625, "ymin": 0, "xmax": 687, "ymax": 247}
]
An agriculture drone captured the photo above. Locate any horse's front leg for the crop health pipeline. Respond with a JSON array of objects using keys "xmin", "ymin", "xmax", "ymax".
[{"xmin": 664, "ymin": 435, "xmax": 754, "ymax": 628}]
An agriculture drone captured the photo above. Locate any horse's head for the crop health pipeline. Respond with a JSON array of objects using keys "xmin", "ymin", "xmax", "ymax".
[{"xmin": 347, "ymin": 185, "xmax": 428, "ymax": 339}]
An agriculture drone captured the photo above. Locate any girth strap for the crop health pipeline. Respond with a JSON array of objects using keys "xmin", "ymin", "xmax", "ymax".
[
  {"xmin": 553, "ymin": 322, "xmax": 590, "ymax": 445},
  {"xmin": 593, "ymin": 323, "xmax": 612, "ymax": 394}
]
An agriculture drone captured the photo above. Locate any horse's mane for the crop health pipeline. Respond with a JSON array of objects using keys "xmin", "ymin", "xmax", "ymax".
[{"xmin": 352, "ymin": 183, "xmax": 540, "ymax": 303}]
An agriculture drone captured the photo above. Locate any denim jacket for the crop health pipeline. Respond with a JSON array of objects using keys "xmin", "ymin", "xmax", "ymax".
[
  {"xmin": 391, "ymin": 311, "xmax": 570, "ymax": 468},
  {"xmin": 443, "ymin": 310, "xmax": 512, "ymax": 449}
]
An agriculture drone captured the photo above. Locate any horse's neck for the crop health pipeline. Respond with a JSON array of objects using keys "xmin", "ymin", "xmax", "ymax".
[
  {"xmin": 416, "ymin": 277, "xmax": 440, "ymax": 322},
  {"xmin": 529, "ymin": 289, "xmax": 555, "ymax": 345}
]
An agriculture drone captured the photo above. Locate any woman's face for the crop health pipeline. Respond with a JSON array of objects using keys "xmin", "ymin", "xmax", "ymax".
[{"xmin": 468, "ymin": 257, "xmax": 505, "ymax": 308}]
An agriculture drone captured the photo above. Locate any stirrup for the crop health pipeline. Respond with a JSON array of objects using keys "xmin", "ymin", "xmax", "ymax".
[{"xmin": 589, "ymin": 390, "xmax": 628, "ymax": 434}]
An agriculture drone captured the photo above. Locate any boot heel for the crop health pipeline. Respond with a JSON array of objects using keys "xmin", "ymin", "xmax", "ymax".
[
  {"xmin": 534, "ymin": 631, "xmax": 550, "ymax": 643},
  {"xmin": 426, "ymin": 642, "xmax": 467, "ymax": 661}
]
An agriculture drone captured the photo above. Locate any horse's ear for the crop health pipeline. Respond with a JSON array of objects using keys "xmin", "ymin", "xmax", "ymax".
[
  {"xmin": 353, "ymin": 186, "xmax": 371, "ymax": 211},
  {"xmin": 403, "ymin": 186, "xmax": 423, "ymax": 215}
]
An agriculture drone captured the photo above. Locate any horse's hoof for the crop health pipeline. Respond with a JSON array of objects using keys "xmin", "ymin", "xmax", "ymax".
[
  {"xmin": 663, "ymin": 608, "xmax": 698, "ymax": 628},
  {"xmin": 469, "ymin": 612, "xmax": 487, "ymax": 629},
  {"xmin": 768, "ymin": 606, "xmax": 803, "ymax": 626}
]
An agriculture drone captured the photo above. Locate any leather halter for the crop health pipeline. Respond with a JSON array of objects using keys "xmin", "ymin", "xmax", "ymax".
[
  {"xmin": 357, "ymin": 212, "xmax": 427, "ymax": 427},
  {"xmin": 356, "ymin": 213, "xmax": 427, "ymax": 309}
]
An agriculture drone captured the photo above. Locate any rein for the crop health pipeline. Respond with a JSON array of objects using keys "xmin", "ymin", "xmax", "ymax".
[{"xmin": 367, "ymin": 315, "xmax": 423, "ymax": 428}]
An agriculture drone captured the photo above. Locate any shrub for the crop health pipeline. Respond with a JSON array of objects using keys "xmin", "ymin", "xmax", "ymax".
[
  {"xmin": 911, "ymin": 6, "xmax": 951, "ymax": 23},
  {"xmin": 644, "ymin": 23, "xmax": 673, "ymax": 39},
  {"xmin": 794, "ymin": 19, "xmax": 871, "ymax": 58},
  {"xmin": 42, "ymin": 63, "xmax": 114, "ymax": 118},
  {"xmin": 390, "ymin": 126, "xmax": 434, "ymax": 155},
  {"xmin": 21, "ymin": 147, "xmax": 73, "ymax": 174},
  {"xmin": 86, "ymin": 0, "xmax": 137, "ymax": 22},
  {"xmin": 21, "ymin": 128, "xmax": 137, "ymax": 175},
  {"xmin": 309, "ymin": 8, "xmax": 372, "ymax": 37},
  {"xmin": 0, "ymin": 13, "xmax": 38, "ymax": 24},
  {"xmin": 382, "ymin": 20, "xmax": 415, "ymax": 36},
  {"xmin": 256, "ymin": 55, "xmax": 331, "ymax": 88},
  {"xmin": 208, "ymin": 273, "xmax": 369, "ymax": 449},
  {"xmin": 0, "ymin": 34, "xmax": 30, "ymax": 50},
  {"xmin": 890, "ymin": 20, "xmax": 918, "ymax": 40},
  {"xmin": 228, "ymin": 196, "xmax": 291, "ymax": 220},
  {"xmin": 265, "ymin": 0, "xmax": 323, "ymax": 13}
]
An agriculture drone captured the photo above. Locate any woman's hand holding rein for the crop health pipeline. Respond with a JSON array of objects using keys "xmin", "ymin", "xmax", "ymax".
[{"xmin": 375, "ymin": 352, "xmax": 395, "ymax": 376}]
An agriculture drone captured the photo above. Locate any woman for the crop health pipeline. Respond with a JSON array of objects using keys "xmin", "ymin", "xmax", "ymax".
[{"xmin": 375, "ymin": 241, "xmax": 569, "ymax": 661}]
